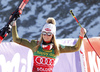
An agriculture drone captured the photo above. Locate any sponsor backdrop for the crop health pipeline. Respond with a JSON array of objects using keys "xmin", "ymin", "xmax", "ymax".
[
  {"xmin": 0, "ymin": 37, "xmax": 100, "ymax": 72},
  {"xmin": 80, "ymin": 37, "xmax": 100, "ymax": 72}
]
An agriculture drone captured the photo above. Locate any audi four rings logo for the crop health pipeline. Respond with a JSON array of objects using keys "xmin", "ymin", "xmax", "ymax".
[{"xmin": 35, "ymin": 56, "xmax": 55, "ymax": 66}]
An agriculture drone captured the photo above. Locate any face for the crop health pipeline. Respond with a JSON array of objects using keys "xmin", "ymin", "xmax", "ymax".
[{"xmin": 42, "ymin": 32, "xmax": 53, "ymax": 42}]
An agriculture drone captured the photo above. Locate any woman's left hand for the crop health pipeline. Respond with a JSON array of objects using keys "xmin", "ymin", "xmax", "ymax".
[{"xmin": 80, "ymin": 28, "xmax": 87, "ymax": 37}]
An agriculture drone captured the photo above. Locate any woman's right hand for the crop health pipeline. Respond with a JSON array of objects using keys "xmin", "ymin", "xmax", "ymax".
[
  {"xmin": 12, "ymin": 20, "xmax": 16, "ymax": 26},
  {"xmin": 9, "ymin": 15, "xmax": 16, "ymax": 26}
]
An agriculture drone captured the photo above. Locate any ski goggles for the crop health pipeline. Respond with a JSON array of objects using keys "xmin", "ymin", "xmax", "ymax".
[{"xmin": 42, "ymin": 32, "xmax": 52, "ymax": 36}]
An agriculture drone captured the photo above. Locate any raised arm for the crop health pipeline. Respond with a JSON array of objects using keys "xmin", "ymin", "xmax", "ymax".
[
  {"xmin": 59, "ymin": 28, "xmax": 86, "ymax": 53},
  {"xmin": 59, "ymin": 37, "xmax": 82, "ymax": 53},
  {"xmin": 12, "ymin": 21, "xmax": 37, "ymax": 51}
]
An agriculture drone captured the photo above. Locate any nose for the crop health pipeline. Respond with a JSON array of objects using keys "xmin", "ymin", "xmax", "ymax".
[{"xmin": 45, "ymin": 34, "xmax": 48, "ymax": 36}]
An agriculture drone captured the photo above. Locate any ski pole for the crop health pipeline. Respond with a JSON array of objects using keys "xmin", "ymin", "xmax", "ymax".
[{"xmin": 70, "ymin": 10, "xmax": 100, "ymax": 58}]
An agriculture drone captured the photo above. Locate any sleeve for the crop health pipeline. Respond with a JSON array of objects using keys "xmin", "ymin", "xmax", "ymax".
[
  {"xmin": 12, "ymin": 25, "xmax": 37, "ymax": 51},
  {"xmin": 59, "ymin": 37, "xmax": 83, "ymax": 53}
]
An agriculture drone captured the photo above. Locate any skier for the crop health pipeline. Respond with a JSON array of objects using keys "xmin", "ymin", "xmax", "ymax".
[{"xmin": 11, "ymin": 17, "xmax": 86, "ymax": 72}]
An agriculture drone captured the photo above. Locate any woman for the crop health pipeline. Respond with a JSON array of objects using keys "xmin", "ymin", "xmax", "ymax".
[{"xmin": 12, "ymin": 17, "xmax": 86, "ymax": 72}]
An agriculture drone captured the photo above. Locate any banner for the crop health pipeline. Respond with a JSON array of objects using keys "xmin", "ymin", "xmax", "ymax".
[
  {"xmin": 54, "ymin": 38, "xmax": 82, "ymax": 72},
  {"xmin": 0, "ymin": 39, "xmax": 82, "ymax": 72},
  {"xmin": 80, "ymin": 37, "xmax": 100, "ymax": 72},
  {"xmin": 0, "ymin": 42, "xmax": 33, "ymax": 72}
]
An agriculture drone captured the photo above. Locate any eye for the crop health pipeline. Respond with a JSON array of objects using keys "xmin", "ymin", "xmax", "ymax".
[
  {"xmin": 47, "ymin": 32, "xmax": 52, "ymax": 36},
  {"xmin": 42, "ymin": 32, "xmax": 46, "ymax": 35}
]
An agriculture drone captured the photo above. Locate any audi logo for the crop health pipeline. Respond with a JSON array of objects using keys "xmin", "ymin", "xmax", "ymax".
[{"xmin": 35, "ymin": 56, "xmax": 55, "ymax": 66}]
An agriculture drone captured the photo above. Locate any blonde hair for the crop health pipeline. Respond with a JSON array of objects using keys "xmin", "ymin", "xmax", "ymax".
[{"xmin": 34, "ymin": 17, "xmax": 60, "ymax": 56}]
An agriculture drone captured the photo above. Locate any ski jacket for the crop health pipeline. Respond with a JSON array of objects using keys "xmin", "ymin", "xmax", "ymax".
[{"xmin": 12, "ymin": 26, "xmax": 83, "ymax": 72}]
